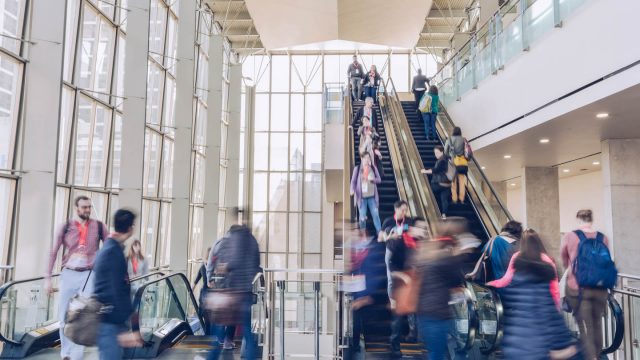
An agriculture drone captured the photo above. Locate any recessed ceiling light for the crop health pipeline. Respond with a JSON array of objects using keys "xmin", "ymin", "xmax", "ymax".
[
  {"xmin": 510, "ymin": 183, "xmax": 516, "ymax": 186},
  {"xmin": 481, "ymin": 166, "xmax": 486, "ymax": 170},
  {"xmin": 503, "ymin": 155, "xmax": 512, "ymax": 159},
  {"xmin": 596, "ymin": 113, "xmax": 609, "ymax": 119},
  {"xmin": 539, "ymin": 138, "xmax": 550, "ymax": 144},
  {"xmin": 592, "ymin": 161, "xmax": 600, "ymax": 165},
  {"xmin": 563, "ymin": 169, "xmax": 570, "ymax": 173}
]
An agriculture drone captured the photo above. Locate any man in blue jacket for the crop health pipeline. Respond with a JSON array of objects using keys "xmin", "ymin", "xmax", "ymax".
[{"xmin": 93, "ymin": 208, "xmax": 141, "ymax": 359}]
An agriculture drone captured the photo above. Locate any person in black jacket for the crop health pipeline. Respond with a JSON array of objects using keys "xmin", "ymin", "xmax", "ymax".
[
  {"xmin": 411, "ymin": 69, "xmax": 430, "ymax": 109},
  {"xmin": 381, "ymin": 200, "xmax": 417, "ymax": 357},
  {"xmin": 421, "ymin": 145, "xmax": 451, "ymax": 216},
  {"xmin": 413, "ymin": 219, "xmax": 465, "ymax": 360},
  {"xmin": 93, "ymin": 209, "xmax": 141, "ymax": 360},
  {"xmin": 194, "ymin": 247, "xmax": 216, "ymax": 336},
  {"xmin": 354, "ymin": 97, "xmax": 377, "ymax": 129}
]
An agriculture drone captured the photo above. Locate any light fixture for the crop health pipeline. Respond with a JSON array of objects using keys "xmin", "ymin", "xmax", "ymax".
[
  {"xmin": 596, "ymin": 113, "xmax": 609, "ymax": 119},
  {"xmin": 539, "ymin": 138, "xmax": 550, "ymax": 144},
  {"xmin": 503, "ymin": 155, "xmax": 512, "ymax": 159},
  {"xmin": 563, "ymin": 169, "xmax": 570, "ymax": 173},
  {"xmin": 593, "ymin": 161, "xmax": 600, "ymax": 165},
  {"xmin": 481, "ymin": 166, "xmax": 486, "ymax": 170},
  {"xmin": 510, "ymin": 183, "xmax": 516, "ymax": 186}
]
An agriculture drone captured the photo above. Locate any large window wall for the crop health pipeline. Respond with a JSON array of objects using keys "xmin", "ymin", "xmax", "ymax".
[
  {"xmin": 141, "ymin": 0, "xmax": 179, "ymax": 267},
  {"xmin": 216, "ymin": 40, "xmax": 232, "ymax": 239},
  {"xmin": 242, "ymin": 52, "xmax": 439, "ymax": 268},
  {"xmin": 0, "ymin": 0, "xmax": 28, "ymax": 271},
  {"xmin": 55, "ymin": 0, "xmax": 127, "ymax": 240},
  {"xmin": 188, "ymin": 3, "xmax": 213, "ymax": 271}
]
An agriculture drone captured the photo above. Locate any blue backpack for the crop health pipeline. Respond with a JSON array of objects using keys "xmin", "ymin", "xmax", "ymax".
[{"xmin": 572, "ymin": 230, "xmax": 617, "ymax": 289}]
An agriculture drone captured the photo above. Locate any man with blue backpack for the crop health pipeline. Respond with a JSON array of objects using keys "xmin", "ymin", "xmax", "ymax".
[{"xmin": 561, "ymin": 209, "xmax": 617, "ymax": 360}]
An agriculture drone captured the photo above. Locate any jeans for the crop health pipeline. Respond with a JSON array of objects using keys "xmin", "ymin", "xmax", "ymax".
[
  {"xmin": 208, "ymin": 295, "xmax": 256, "ymax": 360},
  {"xmin": 422, "ymin": 112, "xmax": 436, "ymax": 139},
  {"xmin": 97, "ymin": 322, "xmax": 123, "ymax": 360},
  {"xmin": 418, "ymin": 316, "xmax": 452, "ymax": 360},
  {"xmin": 431, "ymin": 181, "xmax": 451, "ymax": 215},
  {"xmin": 364, "ymin": 86, "xmax": 377, "ymax": 101},
  {"xmin": 358, "ymin": 196, "xmax": 381, "ymax": 233},
  {"xmin": 59, "ymin": 268, "xmax": 94, "ymax": 360},
  {"xmin": 566, "ymin": 286, "xmax": 608, "ymax": 360},
  {"xmin": 350, "ymin": 78, "xmax": 362, "ymax": 101},
  {"xmin": 451, "ymin": 173, "xmax": 467, "ymax": 203}
]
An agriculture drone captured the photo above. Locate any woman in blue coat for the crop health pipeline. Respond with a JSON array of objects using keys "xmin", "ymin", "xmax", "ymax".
[{"xmin": 488, "ymin": 229, "xmax": 582, "ymax": 359}]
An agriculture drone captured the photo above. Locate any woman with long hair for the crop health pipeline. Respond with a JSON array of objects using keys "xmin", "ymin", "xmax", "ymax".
[
  {"xmin": 126, "ymin": 239, "xmax": 149, "ymax": 279},
  {"xmin": 488, "ymin": 229, "xmax": 581, "ymax": 359},
  {"xmin": 363, "ymin": 65, "xmax": 381, "ymax": 102}
]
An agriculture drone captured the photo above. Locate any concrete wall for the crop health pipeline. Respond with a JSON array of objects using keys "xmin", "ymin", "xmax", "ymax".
[
  {"xmin": 446, "ymin": 0, "xmax": 640, "ymax": 149},
  {"xmin": 506, "ymin": 170, "xmax": 605, "ymax": 235}
]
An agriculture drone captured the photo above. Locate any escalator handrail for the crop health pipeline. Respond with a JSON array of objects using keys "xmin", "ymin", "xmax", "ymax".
[
  {"xmin": 602, "ymin": 294, "xmax": 624, "ymax": 354},
  {"xmin": 0, "ymin": 273, "xmax": 61, "ymax": 346},
  {"xmin": 130, "ymin": 272, "xmax": 205, "ymax": 339},
  {"xmin": 469, "ymin": 282, "xmax": 504, "ymax": 354}
]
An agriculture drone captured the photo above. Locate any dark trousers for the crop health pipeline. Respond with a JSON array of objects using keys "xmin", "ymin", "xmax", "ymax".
[
  {"xmin": 431, "ymin": 181, "xmax": 451, "ymax": 215},
  {"xmin": 566, "ymin": 286, "xmax": 608, "ymax": 360},
  {"xmin": 413, "ymin": 90, "xmax": 425, "ymax": 107},
  {"xmin": 418, "ymin": 316, "xmax": 452, "ymax": 360},
  {"xmin": 390, "ymin": 314, "xmax": 417, "ymax": 353},
  {"xmin": 422, "ymin": 112, "xmax": 437, "ymax": 139},
  {"xmin": 364, "ymin": 86, "xmax": 377, "ymax": 102},
  {"xmin": 352, "ymin": 304, "xmax": 373, "ymax": 351}
]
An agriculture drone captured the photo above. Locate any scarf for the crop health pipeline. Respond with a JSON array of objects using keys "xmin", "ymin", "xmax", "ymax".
[
  {"xmin": 394, "ymin": 215, "xmax": 417, "ymax": 249},
  {"xmin": 132, "ymin": 256, "xmax": 138, "ymax": 274},
  {"xmin": 76, "ymin": 221, "xmax": 89, "ymax": 247}
]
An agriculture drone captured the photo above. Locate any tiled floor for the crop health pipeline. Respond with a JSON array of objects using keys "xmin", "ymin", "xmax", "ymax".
[{"xmin": 25, "ymin": 345, "xmax": 242, "ymax": 359}]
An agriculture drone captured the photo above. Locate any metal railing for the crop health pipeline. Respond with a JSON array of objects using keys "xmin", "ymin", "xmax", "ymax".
[
  {"xmin": 263, "ymin": 268, "xmax": 346, "ymax": 360},
  {"xmin": 432, "ymin": 0, "xmax": 591, "ymax": 105},
  {"xmin": 609, "ymin": 273, "xmax": 640, "ymax": 359}
]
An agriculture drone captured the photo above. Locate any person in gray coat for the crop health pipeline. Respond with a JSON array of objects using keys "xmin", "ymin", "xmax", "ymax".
[
  {"xmin": 347, "ymin": 55, "xmax": 365, "ymax": 101},
  {"xmin": 444, "ymin": 127, "xmax": 470, "ymax": 204}
]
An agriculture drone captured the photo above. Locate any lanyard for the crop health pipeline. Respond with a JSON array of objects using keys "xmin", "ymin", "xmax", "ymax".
[{"xmin": 76, "ymin": 221, "xmax": 89, "ymax": 247}]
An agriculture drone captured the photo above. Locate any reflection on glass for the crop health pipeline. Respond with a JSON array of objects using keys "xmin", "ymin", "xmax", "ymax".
[
  {"xmin": 165, "ymin": 14, "xmax": 179, "ymax": 74},
  {"xmin": 148, "ymin": 0, "xmax": 167, "ymax": 63},
  {"xmin": 269, "ymin": 133, "xmax": 288, "ymax": 171},
  {"xmin": 252, "ymin": 173, "xmax": 268, "ymax": 212},
  {"xmin": 304, "ymin": 173, "xmax": 321, "ymax": 212},
  {"xmin": 253, "ymin": 212, "xmax": 267, "ymax": 251},
  {"xmin": 289, "ymin": 133, "xmax": 304, "ymax": 171},
  {"xmin": 268, "ymin": 213, "xmax": 287, "ymax": 253},
  {"xmin": 288, "ymin": 212, "xmax": 301, "ymax": 253},
  {"xmin": 288, "ymin": 173, "xmax": 303, "ymax": 212},
  {"xmin": 268, "ymin": 173, "xmax": 288, "ymax": 212},
  {"xmin": 146, "ymin": 61, "xmax": 165, "ymax": 126}
]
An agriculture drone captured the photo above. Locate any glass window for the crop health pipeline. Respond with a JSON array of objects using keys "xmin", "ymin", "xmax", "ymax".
[
  {"xmin": 143, "ymin": 130, "xmax": 162, "ymax": 196},
  {"xmin": 73, "ymin": 96, "xmax": 92, "ymax": 184},
  {"xmin": 268, "ymin": 172, "xmax": 287, "ymax": 212},
  {"xmin": 303, "ymin": 213, "xmax": 321, "ymax": 253},
  {"xmin": 289, "ymin": 133, "xmax": 303, "ymax": 171},
  {"xmin": 161, "ymin": 138, "xmax": 174, "ymax": 197},
  {"xmin": 141, "ymin": 200, "xmax": 160, "ymax": 265},
  {"xmin": 115, "ymin": 34, "xmax": 126, "ymax": 111},
  {"xmin": 304, "ymin": 94, "xmax": 322, "ymax": 131},
  {"xmin": 304, "ymin": 173, "xmax": 321, "ymax": 212},
  {"xmin": 218, "ymin": 165, "xmax": 226, "ymax": 208},
  {"xmin": 163, "ymin": 75, "xmax": 177, "ymax": 134},
  {"xmin": 288, "ymin": 172, "xmax": 303, "ymax": 212},
  {"xmin": 252, "ymin": 173, "xmax": 268, "ymax": 212},
  {"xmin": 0, "ymin": 55, "xmax": 22, "ymax": 170},
  {"xmin": 148, "ymin": 0, "xmax": 167, "ymax": 63},
  {"xmin": 288, "ymin": 213, "xmax": 301, "ymax": 252},
  {"xmin": 157, "ymin": 202, "xmax": 172, "ymax": 265},
  {"xmin": 253, "ymin": 212, "xmax": 267, "ymax": 251},
  {"xmin": 87, "ymin": 102, "xmax": 112, "ymax": 187},
  {"xmin": 254, "ymin": 94, "xmax": 269, "ymax": 131},
  {"xmin": 111, "ymin": 113, "xmax": 123, "ymax": 188},
  {"xmin": 63, "ymin": 0, "xmax": 81, "ymax": 82},
  {"xmin": 270, "ymin": 55, "xmax": 289, "ymax": 92},
  {"xmin": 192, "ymin": 154, "xmax": 206, "ymax": 203},
  {"xmin": 390, "ymin": 54, "xmax": 409, "ymax": 92},
  {"xmin": 194, "ymin": 101, "xmax": 207, "ymax": 147},
  {"xmin": 146, "ymin": 61, "xmax": 165, "ymax": 126},
  {"xmin": 77, "ymin": 5, "xmax": 115, "ymax": 103},
  {"xmin": 269, "ymin": 133, "xmax": 288, "ymax": 171},
  {"xmin": 57, "ymin": 87, "xmax": 75, "ymax": 183},
  {"xmin": 270, "ymin": 94, "xmax": 289, "ymax": 131},
  {"xmin": 290, "ymin": 94, "xmax": 304, "ymax": 132},
  {"xmin": 268, "ymin": 213, "xmax": 287, "ymax": 253},
  {"xmin": 165, "ymin": 14, "xmax": 179, "ymax": 74},
  {"xmin": 0, "ymin": 178, "xmax": 16, "ymax": 265},
  {"xmin": 304, "ymin": 133, "xmax": 322, "ymax": 171},
  {"xmin": 254, "ymin": 133, "xmax": 268, "ymax": 171}
]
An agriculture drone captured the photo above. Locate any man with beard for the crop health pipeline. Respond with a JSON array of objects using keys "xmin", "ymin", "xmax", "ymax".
[{"xmin": 46, "ymin": 196, "xmax": 107, "ymax": 360}]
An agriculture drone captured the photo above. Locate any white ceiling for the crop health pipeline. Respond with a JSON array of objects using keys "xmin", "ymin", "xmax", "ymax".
[{"xmin": 475, "ymin": 83, "xmax": 640, "ymax": 182}]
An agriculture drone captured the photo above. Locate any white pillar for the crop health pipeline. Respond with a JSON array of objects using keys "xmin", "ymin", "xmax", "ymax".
[
  {"xmin": 602, "ymin": 139, "xmax": 640, "ymax": 274},
  {"xmin": 224, "ymin": 64, "xmax": 242, "ymax": 230},
  {"xmin": 119, "ymin": 0, "xmax": 151, "ymax": 232},
  {"xmin": 14, "ymin": 0, "xmax": 66, "ymax": 278},
  {"xmin": 169, "ymin": 0, "xmax": 197, "ymax": 274},
  {"xmin": 522, "ymin": 167, "xmax": 561, "ymax": 260},
  {"xmin": 202, "ymin": 35, "xmax": 224, "ymax": 249}
]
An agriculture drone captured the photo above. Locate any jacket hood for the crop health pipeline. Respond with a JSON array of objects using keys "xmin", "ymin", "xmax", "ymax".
[{"xmin": 228, "ymin": 224, "xmax": 251, "ymax": 234}]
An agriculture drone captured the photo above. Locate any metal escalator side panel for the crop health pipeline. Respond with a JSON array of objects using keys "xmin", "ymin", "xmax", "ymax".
[{"xmin": 602, "ymin": 294, "xmax": 624, "ymax": 355}]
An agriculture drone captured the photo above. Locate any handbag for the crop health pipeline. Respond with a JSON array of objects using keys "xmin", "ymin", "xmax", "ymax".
[
  {"xmin": 392, "ymin": 270, "xmax": 419, "ymax": 315},
  {"xmin": 453, "ymin": 155, "xmax": 469, "ymax": 167},
  {"xmin": 63, "ymin": 271, "xmax": 106, "ymax": 346},
  {"xmin": 203, "ymin": 289, "xmax": 246, "ymax": 326}
]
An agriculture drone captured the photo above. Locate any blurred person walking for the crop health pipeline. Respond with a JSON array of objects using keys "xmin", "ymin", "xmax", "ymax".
[
  {"xmin": 562, "ymin": 209, "xmax": 616, "ymax": 360},
  {"xmin": 421, "ymin": 145, "xmax": 452, "ymax": 216},
  {"xmin": 381, "ymin": 200, "xmax": 417, "ymax": 357},
  {"xmin": 194, "ymin": 247, "xmax": 213, "ymax": 335},
  {"xmin": 205, "ymin": 208, "xmax": 260, "ymax": 360},
  {"xmin": 444, "ymin": 126, "xmax": 472, "ymax": 204},
  {"xmin": 46, "ymin": 195, "xmax": 107, "ymax": 360},
  {"xmin": 93, "ymin": 209, "xmax": 142, "ymax": 359},
  {"xmin": 413, "ymin": 219, "xmax": 464, "ymax": 360},
  {"xmin": 469, "ymin": 220, "xmax": 522, "ymax": 283},
  {"xmin": 349, "ymin": 223, "xmax": 388, "ymax": 355},
  {"xmin": 126, "ymin": 239, "xmax": 148, "ymax": 279},
  {"xmin": 488, "ymin": 229, "xmax": 581, "ymax": 359},
  {"xmin": 411, "ymin": 69, "xmax": 429, "ymax": 111}
]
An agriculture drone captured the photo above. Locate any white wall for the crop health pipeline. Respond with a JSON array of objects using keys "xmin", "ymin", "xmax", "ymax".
[
  {"xmin": 446, "ymin": 0, "xmax": 640, "ymax": 150},
  {"xmin": 506, "ymin": 170, "xmax": 604, "ymax": 235}
]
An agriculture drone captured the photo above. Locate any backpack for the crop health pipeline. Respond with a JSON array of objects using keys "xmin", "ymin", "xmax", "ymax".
[
  {"xmin": 572, "ymin": 230, "xmax": 617, "ymax": 289},
  {"xmin": 445, "ymin": 159, "xmax": 456, "ymax": 182},
  {"xmin": 418, "ymin": 93, "xmax": 432, "ymax": 113}
]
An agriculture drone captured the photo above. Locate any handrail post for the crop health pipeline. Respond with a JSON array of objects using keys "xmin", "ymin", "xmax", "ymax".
[
  {"xmin": 520, "ymin": 0, "xmax": 529, "ymax": 51},
  {"xmin": 471, "ymin": 34, "xmax": 478, "ymax": 89},
  {"xmin": 552, "ymin": 0, "xmax": 562, "ymax": 27},
  {"xmin": 277, "ymin": 280, "xmax": 285, "ymax": 360},
  {"xmin": 314, "ymin": 281, "xmax": 320, "ymax": 360}
]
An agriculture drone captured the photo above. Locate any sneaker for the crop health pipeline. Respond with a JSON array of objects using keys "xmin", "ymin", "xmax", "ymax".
[
  {"xmin": 441, "ymin": 214, "xmax": 447, "ymax": 219},
  {"xmin": 223, "ymin": 339, "xmax": 236, "ymax": 350}
]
